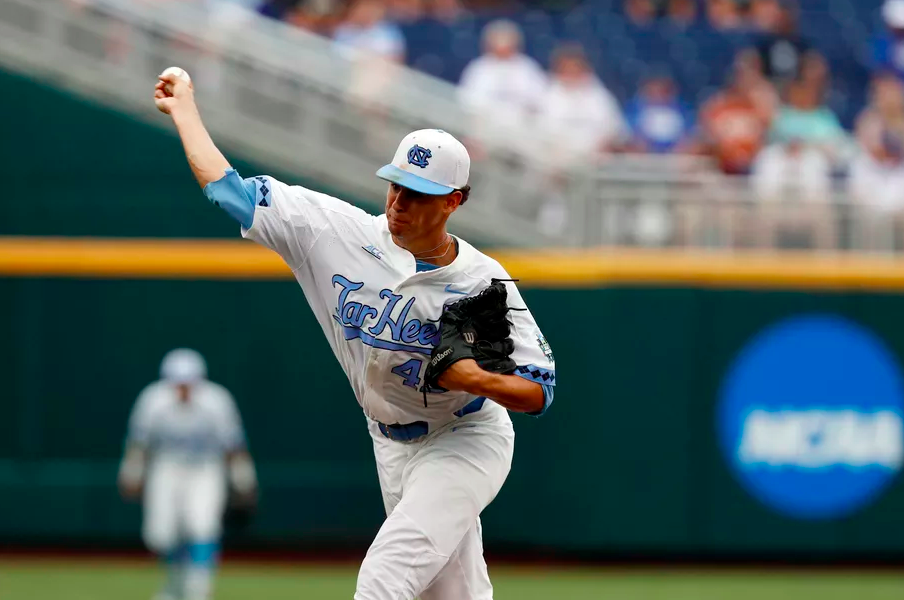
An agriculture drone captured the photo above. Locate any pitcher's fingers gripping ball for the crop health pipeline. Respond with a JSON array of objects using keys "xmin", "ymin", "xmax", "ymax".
[
  {"xmin": 160, "ymin": 67, "xmax": 191, "ymax": 93},
  {"xmin": 155, "ymin": 67, "xmax": 193, "ymax": 114}
]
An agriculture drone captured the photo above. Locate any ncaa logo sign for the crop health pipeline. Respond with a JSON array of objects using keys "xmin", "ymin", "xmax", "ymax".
[{"xmin": 717, "ymin": 314, "xmax": 904, "ymax": 519}]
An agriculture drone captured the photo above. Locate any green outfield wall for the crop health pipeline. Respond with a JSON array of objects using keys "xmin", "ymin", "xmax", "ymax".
[{"xmin": 2, "ymin": 279, "xmax": 904, "ymax": 557}]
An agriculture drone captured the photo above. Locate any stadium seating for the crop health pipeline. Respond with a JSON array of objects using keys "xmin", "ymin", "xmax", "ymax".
[{"xmin": 399, "ymin": 0, "xmax": 886, "ymax": 128}]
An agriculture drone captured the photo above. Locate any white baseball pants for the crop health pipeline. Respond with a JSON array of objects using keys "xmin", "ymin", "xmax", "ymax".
[
  {"xmin": 355, "ymin": 401, "xmax": 515, "ymax": 600},
  {"xmin": 142, "ymin": 459, "xmax": 227, "ymax": 553}
]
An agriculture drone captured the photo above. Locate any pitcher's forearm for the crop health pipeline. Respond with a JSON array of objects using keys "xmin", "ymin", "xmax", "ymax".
[
  {"xmin": 171, "ymin": 106, "xmax": 231, "ymax": 188},
  {"xmin": 475, "ymin": 371, "xmax": 545, "ymax": 414}
]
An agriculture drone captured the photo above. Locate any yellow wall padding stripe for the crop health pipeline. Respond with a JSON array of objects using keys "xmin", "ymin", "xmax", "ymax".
[
  {"xmin": 490, "ymin": 248, "xmax": 904, "ymax": 290},
  {"xmin": 2, "ymin": 237, "xmax": 904, "ymax": 290},
  {"xmin": 0, "ymin": 237, "xmax": 289, "ymax": 279}
]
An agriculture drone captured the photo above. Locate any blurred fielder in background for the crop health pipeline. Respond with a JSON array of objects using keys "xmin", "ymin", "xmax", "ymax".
[{"xmin": 118, "ymin": 348, "xmax": 258, "ymax": 600}]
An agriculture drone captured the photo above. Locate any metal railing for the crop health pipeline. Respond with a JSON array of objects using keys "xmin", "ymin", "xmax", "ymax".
[
  {"xmin": 0, "ymin": 0, "xmax": 895, "ymax": 252},
  {"xmin": 585, "ymin": 158, "xmax": 898, "ymax": 252}
]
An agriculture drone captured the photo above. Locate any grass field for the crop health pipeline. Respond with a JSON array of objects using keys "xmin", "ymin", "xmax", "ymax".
[{"xmin": 2, "ymin": 560, "xmax": 904, "ymax": 600}]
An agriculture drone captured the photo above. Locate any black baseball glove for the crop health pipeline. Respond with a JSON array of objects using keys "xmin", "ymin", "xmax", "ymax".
[
  {"xmin": 224, "ymin": 488, "xmax": 258, "ymax": 530},
  {"xmin": 421, "ymin": 279, "xmax": 518, "ymax": 405}
]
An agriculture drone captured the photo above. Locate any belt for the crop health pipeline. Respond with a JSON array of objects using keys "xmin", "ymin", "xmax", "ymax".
[{"xmin": 378, "ymin": 397, "xmax": 487, "ymax": 442}]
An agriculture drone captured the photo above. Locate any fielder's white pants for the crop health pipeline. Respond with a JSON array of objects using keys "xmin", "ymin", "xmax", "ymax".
[
  {"xmin": 355, "ymin": 401, "xmax": 515, "ymax": 600},
  {"xmin": 142, "ymin": 459, "xmax": 227, "ymax": 553}
]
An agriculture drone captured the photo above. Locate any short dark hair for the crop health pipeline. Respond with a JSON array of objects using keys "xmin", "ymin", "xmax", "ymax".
[{"xmin": 458, "ymin": 184, "xmax": 471, "ymax": 206}]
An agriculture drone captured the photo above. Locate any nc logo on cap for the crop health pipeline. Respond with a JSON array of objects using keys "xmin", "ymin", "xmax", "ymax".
[{"xmin": 407, "ymin": 145, "xmax": 432, "ymax": 168}]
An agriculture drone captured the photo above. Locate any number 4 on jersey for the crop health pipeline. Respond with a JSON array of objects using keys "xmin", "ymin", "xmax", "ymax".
[{"xmin": 391, "ymin": 358, "xmax": 423, "ymax": 388}]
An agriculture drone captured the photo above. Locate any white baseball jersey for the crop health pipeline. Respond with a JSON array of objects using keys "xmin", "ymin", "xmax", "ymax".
[
  {"xmin": 127, "ymin": 381, "xmax": 246, "ymax": 464},
  {"xmin": 240, "ymin": 176, "xmax": 556, "ymax": 427}
]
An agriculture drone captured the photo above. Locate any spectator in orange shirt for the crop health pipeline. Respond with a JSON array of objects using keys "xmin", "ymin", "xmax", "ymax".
[{"xmin": 700, "ymin": 54, "xmax": 777, "ymax": 174}]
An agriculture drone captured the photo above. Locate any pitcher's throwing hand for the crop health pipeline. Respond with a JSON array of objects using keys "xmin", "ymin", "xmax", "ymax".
[{"xmin": 155, "ymin": 67, "xmax": 194, "ymax": 115}]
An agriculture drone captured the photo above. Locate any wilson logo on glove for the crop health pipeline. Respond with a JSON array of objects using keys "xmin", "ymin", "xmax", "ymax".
[{"xmin": 431, "ymin": 348, "xmax": 454, "ymax": 366}]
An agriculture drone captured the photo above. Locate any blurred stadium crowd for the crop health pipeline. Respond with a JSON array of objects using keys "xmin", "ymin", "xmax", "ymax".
[{"xmin": 152, "ymin": 0, "xmax": 904, "ymax": 238}]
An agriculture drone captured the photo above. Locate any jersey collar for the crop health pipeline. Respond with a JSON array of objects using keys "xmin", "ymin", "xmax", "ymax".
[{"xmin": 374, "ymin": 214, "xmax": 472, "ymax": 278}]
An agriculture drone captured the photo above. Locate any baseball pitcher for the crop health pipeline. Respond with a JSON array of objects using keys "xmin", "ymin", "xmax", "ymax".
[
  {"xmin": 154, "ymin": 70, "xmax": 555, "ymax": 600},
  {"xmin": 118, "ymin": 349, "xmax": 258, "ymax": 600}
]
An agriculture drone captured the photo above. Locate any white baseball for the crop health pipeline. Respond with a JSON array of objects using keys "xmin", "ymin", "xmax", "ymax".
[{"xmin": 160, "ymin": 67, "xmax": 191, "ymax": 95}]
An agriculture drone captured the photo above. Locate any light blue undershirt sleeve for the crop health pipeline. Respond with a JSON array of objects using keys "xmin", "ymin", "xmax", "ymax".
[
  {"xmin": 526, "ymin": 383, "xmax": 555, "ymax": 418},
  {"xmin": 203, "ymin": 168, "xmax": 256, "ymax": 229}
]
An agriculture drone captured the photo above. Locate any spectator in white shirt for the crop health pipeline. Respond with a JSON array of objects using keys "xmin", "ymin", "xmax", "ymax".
[
  {"xmin": 533, "ymin": 44, "xmax": 627, "ymax": 238},
  {"xmin": 751, "ymin": 139, "xmax": 836, "ymax": 249},
  {"xmin": 458, "ymin": 19, "xmax": 547, "ymax": 131},
  {"xmin": 850, "ymin": 130, "xmax": 904, "ymax": 251},
  {"xmin": 848, "ymin": 74, "xmax": 904, "ymax": 250},
  {"xmin": 538, "ymin": 43, "xmax": 628, "ymax": 165}
]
